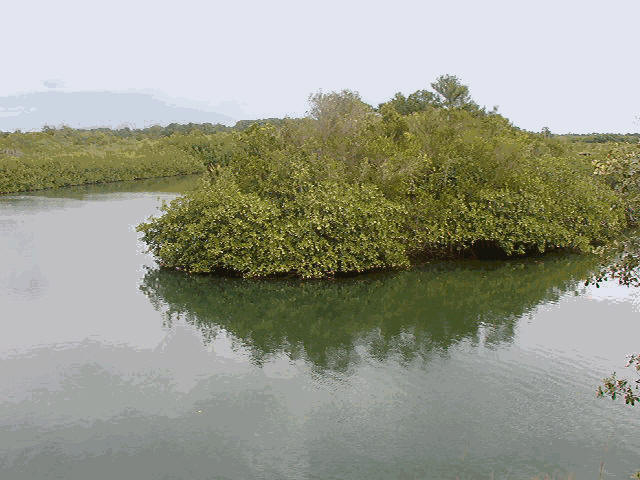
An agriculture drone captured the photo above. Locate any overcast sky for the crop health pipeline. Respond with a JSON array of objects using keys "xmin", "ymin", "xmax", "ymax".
[{"xmin": 2, "ymin": 0, "xmax": 639, "ymax": 133}]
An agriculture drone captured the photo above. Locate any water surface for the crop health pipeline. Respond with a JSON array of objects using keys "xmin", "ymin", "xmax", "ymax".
[{"xmin": 1, "ymin": 176, "xmax": 639, "ymax": 479}]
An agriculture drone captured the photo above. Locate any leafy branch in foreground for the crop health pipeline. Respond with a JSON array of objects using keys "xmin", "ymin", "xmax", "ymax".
[
  {"xmin": 586, "ymin": 237, "xmax": 640, "ymax": 288},
  {"xmin": 587, "ymin": 235, "xmax": 640, "ymax": 410},
  {"xmin": 586, "ymin": 141, "xmax": 640, "ymax": 288},
  {"xmin": 597, "ymin": 354, "xmax": 640, "ymax": 406},
  {"xmin": 592, "ymin": 142, "xmax": 640, "ymax": 225}
]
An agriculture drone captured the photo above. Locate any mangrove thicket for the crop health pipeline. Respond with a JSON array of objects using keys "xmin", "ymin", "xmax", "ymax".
[{"xmin": 137, "ymin": 76, "xmax": 628, "ymax": 278}]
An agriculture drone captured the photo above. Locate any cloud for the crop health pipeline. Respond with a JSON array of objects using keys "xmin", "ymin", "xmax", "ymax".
[
  {"xmin": 0, "ymin": 90, "xmax": 234, "ymax": 131},
  {"xmin": 0, "ymin": 106, "xmax": 28, "ymax": 118},
  {"xmin": 43, "ymin": 79, "xmax": 65, "ymax": 89}
]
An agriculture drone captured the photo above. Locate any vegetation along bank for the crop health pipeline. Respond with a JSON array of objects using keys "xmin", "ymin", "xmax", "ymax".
[
  {"xmin": 0, "ymin": 126, "xmax": 212, "ymax": 194},
  {"xmin": 137, "ymin": 75, "xmax": 639, "ymax": 278}
]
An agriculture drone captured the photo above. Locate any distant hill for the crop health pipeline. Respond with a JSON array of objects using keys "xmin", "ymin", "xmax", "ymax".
[{"xmin": 0, "ymin": 91, "xmax": 234, "ymax": 132}]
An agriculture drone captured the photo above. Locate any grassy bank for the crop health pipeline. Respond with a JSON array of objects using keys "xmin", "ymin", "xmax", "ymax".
[{"xmin": 0, "ymin": 127, "xmax": 206, "ymax": 194}]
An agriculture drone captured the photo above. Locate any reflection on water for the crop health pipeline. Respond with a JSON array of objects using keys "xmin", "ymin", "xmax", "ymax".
[
  {"xmin": 141, "ymin": 256, "xmax": 598, "ymax": 372},
  {"xmin": 1, "ymin": 177, "xmax": 639, "ymax": 480}
]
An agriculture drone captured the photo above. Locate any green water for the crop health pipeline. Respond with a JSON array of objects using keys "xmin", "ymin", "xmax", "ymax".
[{"xmin": 1, "ymin": 176, "xmax": 638, "ymax": 479}]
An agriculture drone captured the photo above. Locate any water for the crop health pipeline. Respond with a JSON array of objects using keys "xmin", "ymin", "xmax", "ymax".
[{"xmin": 1, "ymin": 176, "xmax": 639, "ymax": 480}]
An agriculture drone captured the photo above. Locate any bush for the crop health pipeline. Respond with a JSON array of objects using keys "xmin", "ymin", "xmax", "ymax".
[
  {"xmin": 0, "ymin": 129, "xmax": 205, "ymax": 194},
  {"xmin": 402, "ymin": 109, "xmax": 624, "ymax": 255},
  {"xmin": 138, "ymin": 174, "xmax": 409, "ymax": 278},
  {"xmin": 137, "ymin": 90, "xmax": 627, "ymax": 278}
]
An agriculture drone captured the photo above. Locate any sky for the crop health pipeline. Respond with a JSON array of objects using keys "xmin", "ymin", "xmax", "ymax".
[{"xmin": 1, "ymin": 0, "xmax": 639, "ymax": 133}]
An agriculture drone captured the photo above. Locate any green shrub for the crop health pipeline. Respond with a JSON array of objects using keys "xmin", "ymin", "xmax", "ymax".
[
  {"xmin": 136, "ymin": 88, "xmax": 629, "ymax": 278},
  {"xmin": 138, "ymin": 94, "xmax": 625, "ymax": 278},
  {"xmin": 0, "ymin": 130, "xmax": 205, "ymax": 194},
  {"xmin": 138, "ymin": 174, "xmax": 409, "ymax": 278},
  {"xmin": 401, "ymin": 110, "xmax": 624, "ymax": 255}
]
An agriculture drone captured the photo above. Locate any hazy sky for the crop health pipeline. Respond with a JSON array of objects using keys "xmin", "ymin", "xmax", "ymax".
[{"xmin": 2, "ymin": 0, "xmax": 639, "ymax": 133}]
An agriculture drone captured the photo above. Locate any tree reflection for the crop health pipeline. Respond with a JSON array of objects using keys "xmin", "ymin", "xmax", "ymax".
[{"xmin": 140, "ymin": 255, "xmax": 598, "ymax": 371}]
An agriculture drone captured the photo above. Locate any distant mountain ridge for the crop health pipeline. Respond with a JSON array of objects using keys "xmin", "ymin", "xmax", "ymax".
[{"xmin": 0, "ymin": 91, "xmax": 234, "ymax": 132}]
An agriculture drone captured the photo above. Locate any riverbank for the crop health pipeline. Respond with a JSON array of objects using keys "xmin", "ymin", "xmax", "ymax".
[{"xmin": 0, "ymin": 128, "xmax": 206, "ymax": 194}]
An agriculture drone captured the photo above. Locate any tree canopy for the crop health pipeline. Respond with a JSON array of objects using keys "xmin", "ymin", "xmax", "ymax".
[{"xmin": 138, "ymin": 76, "xmax": 627, "ymax": 278}]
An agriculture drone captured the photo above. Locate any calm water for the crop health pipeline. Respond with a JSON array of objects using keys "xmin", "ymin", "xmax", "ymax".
[{"xmin": 1, "ymin": 176, "xmax": 639, "ymax": 480}]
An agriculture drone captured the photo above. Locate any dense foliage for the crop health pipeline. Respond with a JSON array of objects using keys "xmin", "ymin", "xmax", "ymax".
[
  {"xmin": 138, "ymin": 177, "xmax": 409, "ymax": 278},
  {"xmin": 378, "ymin": 74, "xmax": 487, "ymax": 115},
  {"xmin": 0, "ymin": 127, "xmax": 206, "ymax": 193},
  {"xmin": 0, "ymin": 119, "xmax": 312, "ymax": 194},
  {"xmin": 138, "ymin": 77, "xmax": 627, "ymax": 278}
]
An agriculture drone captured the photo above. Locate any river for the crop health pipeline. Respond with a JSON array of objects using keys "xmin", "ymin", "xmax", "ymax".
[{"xmin": 1, "ymin": 176, "xmax": 638, "ymax": 479}]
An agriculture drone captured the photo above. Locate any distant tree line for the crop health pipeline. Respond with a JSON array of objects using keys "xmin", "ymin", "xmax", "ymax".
[
  {"xmin": 555, "ymin": 133, "xmax": 640, "ymax": 143},
  {"xmin": 1, "ymin": 120, "xmax": 288, "ymax": 138}
]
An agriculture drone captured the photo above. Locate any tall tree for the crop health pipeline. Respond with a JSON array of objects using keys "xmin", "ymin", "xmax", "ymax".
[
  {"xmin": 380, "ymin": 90, "xmax": 438, "ymax": 115},
  {"xmin": 431, "ymin": 74, "xmax": 477, "ymax": 110}
]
